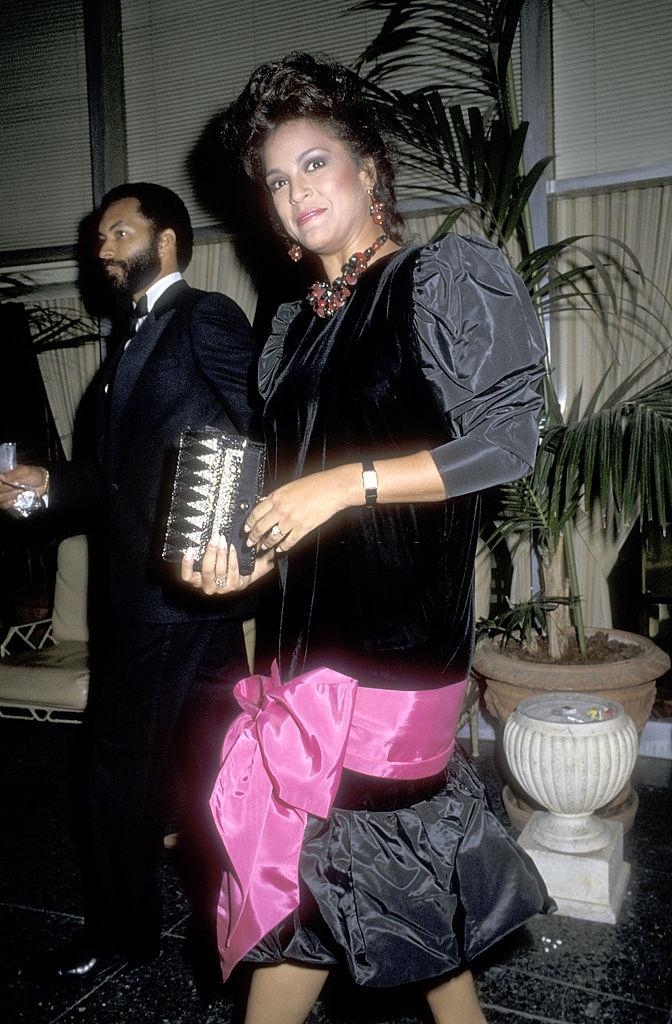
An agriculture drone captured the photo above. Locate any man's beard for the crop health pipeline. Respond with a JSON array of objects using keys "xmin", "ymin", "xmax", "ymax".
[{"xmin": 104, "ymin": 239, "xmax": 161, "ymax": 296}]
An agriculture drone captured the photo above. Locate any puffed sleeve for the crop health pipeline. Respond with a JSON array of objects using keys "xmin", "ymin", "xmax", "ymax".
[
  {"xmin": 413, "ymin": 234, "xmax": 546, "ymax": 496},
  {"xmin": 258, "ymin": 300, "xmax": 302, "ymax": 399}
]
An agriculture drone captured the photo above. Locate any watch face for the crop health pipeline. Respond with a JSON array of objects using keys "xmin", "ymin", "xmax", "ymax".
[{"xmin": 362, "ymin": 467, "xmax": 378, "ymax": 505}]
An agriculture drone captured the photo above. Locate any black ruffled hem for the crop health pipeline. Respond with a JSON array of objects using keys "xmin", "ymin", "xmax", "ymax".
[{"xmin": 245, "ymin": 745, "xmax": 554, "ymax": 987}]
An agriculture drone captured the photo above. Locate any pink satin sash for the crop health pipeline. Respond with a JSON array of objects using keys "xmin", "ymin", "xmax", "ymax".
[{"xmin": 209, "ymin": 663, "xmax": 467, "ymax": 980}]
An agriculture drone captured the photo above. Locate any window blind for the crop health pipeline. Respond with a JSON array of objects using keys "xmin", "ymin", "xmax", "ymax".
[
  {"xmin": 552, "ymin": 0, "xmax": 672, "ymax": 180},
  {"xmin": 121, "ymin": 0, "xmax": 387, "ymax": 227},
  {"xmin": 0, "ymin": 0, "xmax": 92, "ymax": 253}
]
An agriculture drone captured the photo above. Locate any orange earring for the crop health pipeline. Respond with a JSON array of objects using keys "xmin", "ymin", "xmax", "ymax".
[
  {"xmin": 368, "ymin": 186, "xmax": 385, "ymax": 226},
  {"xmin": 370, "ymin": 199, "xmax": 385, "ymax": 226}
]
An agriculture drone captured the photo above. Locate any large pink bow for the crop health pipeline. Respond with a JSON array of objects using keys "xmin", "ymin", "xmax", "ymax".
[{"xmin": 209, "ymin": 664, "xmax": 357, "ymax": 980}]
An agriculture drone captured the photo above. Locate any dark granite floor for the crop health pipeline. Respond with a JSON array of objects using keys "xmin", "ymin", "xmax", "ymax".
[{"xmin": 1, "ymin": 720, "xmax": 671, "ymax": 1024}]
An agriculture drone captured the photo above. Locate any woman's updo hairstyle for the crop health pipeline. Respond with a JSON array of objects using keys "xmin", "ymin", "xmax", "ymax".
[{"xmin": 222, "ymin": 52, "xmax": 404, "ymax": 243}]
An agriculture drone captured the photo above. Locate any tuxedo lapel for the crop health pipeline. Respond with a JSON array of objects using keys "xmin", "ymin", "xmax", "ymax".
[
  {"xmin": 106, "ymin": 280, "xmax": 189, "ymax": 463},
  {"xmin": 108, "ymin": 311, "xmax": 173, "ymax": 433},
  {"xmin": 96, "ymin": 343, "xmax": 125, "ymax": 465}
]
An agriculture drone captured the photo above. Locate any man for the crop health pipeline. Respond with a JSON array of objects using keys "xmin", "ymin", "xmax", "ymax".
[{"xmin": 0, "ymin": 183, "xmax": 258, "ymax": 980}]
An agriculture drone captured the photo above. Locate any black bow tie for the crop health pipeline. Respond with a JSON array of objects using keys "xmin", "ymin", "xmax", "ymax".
[{"xmin": 129, "ymin": 294, "xmax": 149, "ymax": 333}]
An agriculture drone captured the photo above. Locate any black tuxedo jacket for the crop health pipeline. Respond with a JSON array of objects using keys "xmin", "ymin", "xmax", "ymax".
[{"xmin": 50, "ymin": 280, "xmax": 259, "ymax": 623}]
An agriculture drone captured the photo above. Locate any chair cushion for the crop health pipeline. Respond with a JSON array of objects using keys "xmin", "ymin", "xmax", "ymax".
[
  {"xmin": 0, "ymin": 640, "xmax": 88, "ymax": 710},
  {"xmin": 52, "ymin": 535, "xmax": 89, "ymax": 643}
]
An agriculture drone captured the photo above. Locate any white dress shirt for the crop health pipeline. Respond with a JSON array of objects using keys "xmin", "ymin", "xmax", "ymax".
[{"xmin": 125, "ymin": 271, "xmax": 183, "ymax": 347}]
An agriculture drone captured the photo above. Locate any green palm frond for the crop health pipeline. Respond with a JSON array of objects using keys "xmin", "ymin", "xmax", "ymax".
[
  {"xmin": 364, "ymin": 88, "xmax": 551, "ymax": 252},
  {"xmin": 476, "ymin": 594, "xmax": 547, "ymax": 647},
  {"xmin": 622, "ymin": 384, "xmax": 672, "ymax": 523},
  {"xmin": 361, "ymin": 77, "xmax": 550, "ymax": 252},
  {"xmin": 546, "ymin": 379, "xmax": 672, "ymax": 528},
  {"xmin": 352, "ymin": 0, "xmax": 542, "ymax": 252},
  {"xmin": 354, "ymin": 0, "xmax": 525, "ymax": 115},
  {"xmin": 495, "ymin": 476, "xmax": 550, "ymax": 537},
  {"xmin": 429, "ymin": 205, "xmax": 469, "ymax": 240},
  {"xmin": 487, "ymin": 455, "xmax": 577, "ymax": 552},
  {"xmin": 25, "ymin": 305, "xmax": 99, "ymax": 353},
  {"xmin": 358, "ymin": 85, "xmax": 475, "ymax": 201}
]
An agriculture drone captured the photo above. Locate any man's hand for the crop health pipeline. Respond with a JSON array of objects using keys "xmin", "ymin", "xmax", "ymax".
[
  {"xmin": 0, "ymin": 465, "xmax": 49, "ymax": 511},
  {"xmin": 180, "ymin": 537, "xmax": 276, "ymax": 595}
]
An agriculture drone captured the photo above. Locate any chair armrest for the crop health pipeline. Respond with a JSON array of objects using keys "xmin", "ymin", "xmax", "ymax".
[{"xmin": 1, "ymin": 620, "xmax": 54, "ymax": 658}]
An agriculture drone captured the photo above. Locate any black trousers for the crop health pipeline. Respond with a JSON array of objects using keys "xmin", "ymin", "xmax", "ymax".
[{"xmin": 80, "ymin": 613, "xmax": 248, "ymax": 954}]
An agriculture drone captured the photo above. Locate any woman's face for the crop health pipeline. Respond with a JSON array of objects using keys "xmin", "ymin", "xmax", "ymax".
[{"xmin": 261, "ymin": 118, "xmax": 376, "ymax": 269}]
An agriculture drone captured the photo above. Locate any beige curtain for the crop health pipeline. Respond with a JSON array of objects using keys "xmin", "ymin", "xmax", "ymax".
[
  {"xmin": 184, "ymin": 235, "xmax": 258, "ymax": 326},
  {"xmin": 550, "ymin": 179, "xmax": 672, "ymax": 626}
]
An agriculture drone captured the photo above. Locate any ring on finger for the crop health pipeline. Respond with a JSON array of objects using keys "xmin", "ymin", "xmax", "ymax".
[
  {"xmin": 215, "ymin": 576, "xmax": 227, "ymax": 587},
  {"xmin": 270, "ymin": 523, "xmax": 282, "ymax": 538}
]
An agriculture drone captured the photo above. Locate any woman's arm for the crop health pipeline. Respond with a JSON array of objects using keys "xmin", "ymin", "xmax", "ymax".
[
  {"xmin": 244, "ymin": 450, "xmax": 445, "ymax": 553},
  {"xmin": 414, "ymin": 235, "xmax": 546, "ymax": 497},
  {"xmin": 181, "ymin": 450, "xmax": 446, "ymax": 589}
]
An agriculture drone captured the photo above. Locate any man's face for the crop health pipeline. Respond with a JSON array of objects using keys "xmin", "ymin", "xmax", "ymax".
[{"xmin": 97, "ymin": 197, "xmax": 162, "ymax": 298}]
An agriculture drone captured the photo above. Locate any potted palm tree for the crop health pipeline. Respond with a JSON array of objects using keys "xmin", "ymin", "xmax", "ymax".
[{"xmin": 354, "ymin": 0, "xmax": 672, "ymax": 818}]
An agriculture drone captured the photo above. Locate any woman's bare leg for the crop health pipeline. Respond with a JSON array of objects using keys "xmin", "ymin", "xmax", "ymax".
[
  {"xmin": 244, "ymin": 963, "xmax": 330, "ymax": 1024},
  {"xmin": 425, "ymin": 969, "xmax": 487, "ymax": 1024}
]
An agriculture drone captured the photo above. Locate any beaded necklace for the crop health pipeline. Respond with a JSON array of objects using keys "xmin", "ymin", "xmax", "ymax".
[{"xmin": 307, "ymin": 234, "xmax": 388, "ymax": 318}]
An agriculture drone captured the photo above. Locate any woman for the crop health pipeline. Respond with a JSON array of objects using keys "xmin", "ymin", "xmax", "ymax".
[{"xmin": 183, "ymin": 53, "xmax": 551, "ymax": 1024}]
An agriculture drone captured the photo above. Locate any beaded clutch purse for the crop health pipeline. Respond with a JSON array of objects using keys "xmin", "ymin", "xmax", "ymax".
[{"xmin": 162, "ymin": 428, "xmax": 266, "ymax": 576}]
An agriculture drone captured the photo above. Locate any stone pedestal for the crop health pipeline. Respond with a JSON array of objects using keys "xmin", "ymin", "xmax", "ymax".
[
  {"xmin": 504, "ymin": 693, "xmax": 638, "ymax": 925},
  {"xmin": 519, "ymin": 813, "xmax": 630, "ymax": 924}
]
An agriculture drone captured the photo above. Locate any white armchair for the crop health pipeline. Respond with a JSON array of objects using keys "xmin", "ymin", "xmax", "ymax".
[{"xmin": 0, "ymin": 535, "xmax": 89, "ymax": 723}]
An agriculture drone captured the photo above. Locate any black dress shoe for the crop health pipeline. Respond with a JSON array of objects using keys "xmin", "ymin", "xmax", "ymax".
[{"xmin": 21, "ymin": 939, "xmax": 155, "ymax": 983}]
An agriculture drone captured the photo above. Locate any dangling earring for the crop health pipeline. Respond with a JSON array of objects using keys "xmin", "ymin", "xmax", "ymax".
[
  {"xmin": 287, "ymin": 242, "xmax": 303, "ymax": 263},
  {"xmin": 368, "ymin": 186, "xmax": 385, "ymax": 227}
]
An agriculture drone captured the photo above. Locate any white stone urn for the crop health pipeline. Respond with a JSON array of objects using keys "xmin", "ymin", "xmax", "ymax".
[{"xmin": 503, "ymin": 693, "xmax": 638, "ymax": 854}]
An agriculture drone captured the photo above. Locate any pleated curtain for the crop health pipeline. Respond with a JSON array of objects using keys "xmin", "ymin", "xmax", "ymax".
[
  {"xmin": 549, "ymin": 180, "xmax": 672, "ymax": 627},
  {"xmin": 183, "ymin": 235, "xmax": 258, "ymax": 325}
]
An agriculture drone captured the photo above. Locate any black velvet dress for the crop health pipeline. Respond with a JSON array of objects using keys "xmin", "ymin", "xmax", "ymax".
[{"xmin": 246, "ymin": 235, "xmax": 552, "ymax": 986}]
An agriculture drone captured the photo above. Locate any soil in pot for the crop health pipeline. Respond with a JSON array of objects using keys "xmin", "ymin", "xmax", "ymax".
[{"xmin": 500, "ymin": 631, "xmax": 641, "ymax": 665}]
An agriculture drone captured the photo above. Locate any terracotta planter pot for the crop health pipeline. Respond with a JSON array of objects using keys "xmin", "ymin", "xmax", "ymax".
[{"xmin": 473, "ymin": 628, "xmax": 670, "ymax": 733}]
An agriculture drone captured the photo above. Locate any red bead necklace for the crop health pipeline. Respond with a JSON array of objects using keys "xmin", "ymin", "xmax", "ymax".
[{"xmin": 307, "ymin": 234, "xmax": 388, "ymax": 318}]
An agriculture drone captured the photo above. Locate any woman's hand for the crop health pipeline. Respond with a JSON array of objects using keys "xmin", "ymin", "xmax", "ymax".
[
  {"xmin": 244, "ymin": 466, "xmax": 359, "ymax": 554},
  {"xmin": 184, "ymin": 453, "xmax": 447, "ymax": 583},
  {"xmin": 180, "ymin": 536, "xmax": 275, "ymax": 595}
]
